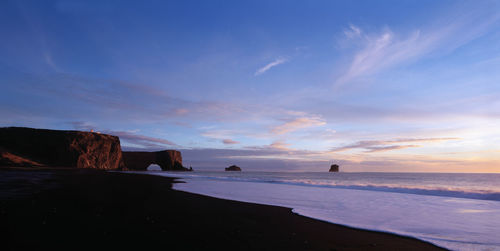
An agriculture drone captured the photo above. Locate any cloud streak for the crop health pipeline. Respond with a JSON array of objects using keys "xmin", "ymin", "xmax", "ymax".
[
  {"xmin": 255, "ymin": 57, "xmax": 288, "ymax": 76},
  {"xmin": 107, "ymin": 130, "xmax": 177, "ymax": 147},
  {"xmin": 6, "ymin": 70, "xmax": 275, "ymax": 124},
  {"xmin": 69, "ymin": 121, "xmax": 177, "ymax": 149},
  {"xmin": 69, "ymin": 121, "xmax": 94, "ymax": 131},
  {"xmin": 344, "ymin": 24, "xmax": 362, "ymax": 39},
  {"xmin": 269, "ymin": 140, "xmax": 291, "ymax": 150},
  {"xmin": 365, "ymin": 144, "xmax": 420, "ymax": 153},
  {"xmin": 222, "ymin": 139, "xmax": 239, "ymax": 145},
  {"xmin": 271, "ymin": 116, "xmax": 326, "ymax": 135},
  {"xmin": 336, "ymin": 6, "xmax": 500, "ymax": 86},
  {"xmin": 331, "ymin": 137, "xmax": 459, "ymax": 153}
]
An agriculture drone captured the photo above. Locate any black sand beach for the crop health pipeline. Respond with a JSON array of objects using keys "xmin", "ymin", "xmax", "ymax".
[{"xmin": 1, "ymin": 169, "xmax": 446, "ymax": 250}]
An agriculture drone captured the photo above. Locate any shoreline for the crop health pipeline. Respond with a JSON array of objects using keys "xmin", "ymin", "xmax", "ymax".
[{"xmin": 1, "ymin": 168, "xmax": 446, "ymax": 250}]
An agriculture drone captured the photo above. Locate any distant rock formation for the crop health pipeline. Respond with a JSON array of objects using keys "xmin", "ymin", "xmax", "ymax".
[
  {"xmin": 122, "ymin": 150, "xmax": 191, "ymax": 171},
  {"xmin": 329, "ymin": 164, "xmax": 339, "ymax": 172},
  {"xmin": 0, "ymin": 127, "xmax": 125, "ymax": 170},
  {"xmin": 225, "ymin": 165, "xmax": 241, "ymax": 171}
]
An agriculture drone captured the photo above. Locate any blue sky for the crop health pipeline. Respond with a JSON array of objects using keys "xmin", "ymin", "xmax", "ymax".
[{"xmin": 1, "ymin": 0, "xmax": 500, "ymax": 172}]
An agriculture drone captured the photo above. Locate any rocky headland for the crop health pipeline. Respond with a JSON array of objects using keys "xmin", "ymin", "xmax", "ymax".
[
  {"xmin": 0, "ymin": 127, "xmax": 190, "ymax": 171},
  {"xmin": 0, "ymin": 127, "xmax": 124, "ymax": 170}
]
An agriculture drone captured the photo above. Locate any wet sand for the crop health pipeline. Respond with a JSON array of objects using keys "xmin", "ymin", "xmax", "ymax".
[{"xmin": 1, "ymin": 169, "xmax": 446, "ymax": 250}]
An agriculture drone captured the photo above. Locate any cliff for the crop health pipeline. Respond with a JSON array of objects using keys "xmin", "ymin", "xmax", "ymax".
[
  {"xmin": 0, "ymin": 127, "xmax": 125, "ymax": 170},
  {"xmin": 122, "ymin": 150, "xmax": 190, "ymax": 171}
]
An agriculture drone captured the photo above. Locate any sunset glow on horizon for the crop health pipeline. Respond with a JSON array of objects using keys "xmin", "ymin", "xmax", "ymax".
[{"xmin": 1, "ymin": 0, "xmax": 499, "ymax": 172}]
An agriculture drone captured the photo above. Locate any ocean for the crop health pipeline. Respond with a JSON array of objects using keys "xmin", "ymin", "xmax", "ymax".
[{"xmin": 143, "ymin": 171, "xmax": 500, "ymax": 251}]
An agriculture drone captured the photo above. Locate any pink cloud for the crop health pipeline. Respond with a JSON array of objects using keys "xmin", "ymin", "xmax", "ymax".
[
  {"xmin": 222, "ymin": 139, "xmax": 239, "ymax": 145},
  {"xmin": 271, "ymin": 116, "xmax": 326, "ymax": 135},
  {"xmin": 330, "ymin": 137, "xmax": 459, "ymax": 153}
]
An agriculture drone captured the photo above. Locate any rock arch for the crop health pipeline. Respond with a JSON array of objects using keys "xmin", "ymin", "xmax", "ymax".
[
  {"xmin": 147, "ymin": 164, "xmax": 162, "ymax": 171},
  {"xmin": 122, "ymin": 150, "xmax": 190, "ymax": 171}
]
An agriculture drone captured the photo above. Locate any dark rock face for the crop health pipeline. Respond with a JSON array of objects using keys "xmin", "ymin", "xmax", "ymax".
[
  {"xmin": 329, "ymin": 164, "xmax": 339, "ymax": 172},
  {"xmin": 225, "ymin": 165, "xmax": 241, "ymax": 171},
  {"xmin": 0, "ymin": 127, "xmax": 125, "ymax": 170},
  {"xmin": 122, "ymin": 150, "xmax": 190, "ymax": 171}
]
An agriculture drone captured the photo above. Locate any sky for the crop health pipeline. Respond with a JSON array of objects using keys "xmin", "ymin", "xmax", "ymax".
[{"xmin": 1, "ymin": 0, "xmax": 500, "ymax": 172}]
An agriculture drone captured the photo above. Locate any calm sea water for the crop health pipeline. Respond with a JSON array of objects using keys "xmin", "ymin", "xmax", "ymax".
[
  {"xmin": 156, "ymin": 171, "xmax": 500, "ymax": 201},
  {"xmin": 143, "ymin": 171, "xmax": 500, "ymax": 251}
]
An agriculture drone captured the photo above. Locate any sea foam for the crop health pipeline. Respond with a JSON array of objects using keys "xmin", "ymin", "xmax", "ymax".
[{"xmin": 144, "ymin": 171, "xmax": 500, "ymax": 251}]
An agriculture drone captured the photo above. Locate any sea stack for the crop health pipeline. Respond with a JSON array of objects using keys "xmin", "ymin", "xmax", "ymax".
[
  {"xmin": 329, "ymin": 164, "xmax": 339, "ymax": 172},
  {"xmin": 225, "ymin": 165, "xmax": 241, "ymax": 171},
  {"xmin": 0, "ymin": 127, "xmax": 125, "ymax": 170}
]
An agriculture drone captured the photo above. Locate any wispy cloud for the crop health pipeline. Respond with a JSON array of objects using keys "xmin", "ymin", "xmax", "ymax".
[
  {"xmin": 43, "ymin": 51, "xmax": 62, "ymax": 72},
  {"xmin": 8, "ymin": 71, "xmax": 269, "ymax": 124},
  {"xmin": 174, "ymin": 108, "xmax": 189, "ymax": 115},
  {"xmin": 255, "ymin": 57, "xmax": 288, "ymax": 76},
  {"xmin": 107, "ymin": 130, "xmax": 177, "ymax": 147},
  {"xmin": 344, "ymin": 24, "xmax": 362, "ymax": 39},
  {"xmin": 269, "ymin": 140, "xmax": 292, "ymax": 150},
  {"xmin": 202, "ymin": 129, "xmax": 238, "ymax": 139},
  {"xmin": 271, "ymin": 116, "xmax": 326, "ymax": 135},
  {"xmin": 222, "ymin": 139, "xmax": 239, "ymax": 145},
  {"xmin": 69, "ymin": 121, "xmax": 177, "ymax": 149},
  {"xmin": 336, "ymin": 6, "xmax": 500, "ymax": 86},
  {"xmin": 69, "ymin": 121, "xmax": 95, "ymax": 131},
  {"xmin": 336, "ymin": 28, "xmax": 431, "ymax": 85},
  {"xmin": 331, "ymin": 137, "xmax": 459, "ymax": 153},
  {"xmin": 366, "ymin": 145, "xmax": 420, "ymax": 153}
]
